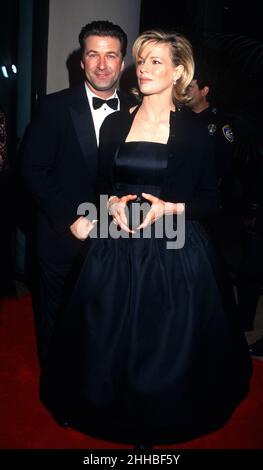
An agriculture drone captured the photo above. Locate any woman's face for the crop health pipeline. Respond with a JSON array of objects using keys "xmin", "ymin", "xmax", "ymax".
[{"xmin": 136, "ymin": 41, "xmax": 179, "ymax": 97}]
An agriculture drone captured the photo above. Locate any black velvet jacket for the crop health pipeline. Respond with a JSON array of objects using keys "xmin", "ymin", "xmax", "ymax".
[{"xmin": 98, "ymin": 107, "xmax": 219, "ymax": 219}]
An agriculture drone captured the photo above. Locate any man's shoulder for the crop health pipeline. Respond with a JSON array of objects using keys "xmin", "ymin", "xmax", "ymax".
[
  {"xmin": 208, "ymin": 108, "xmax": 235, "ymax": 143},
  {"xmin": 42, "ymin": 84, "xmax": 85, "ymax": 104},
  {"xmin": 189, "ymin": 106, "xmax": 234, "ymax": 142},
  {"xmin": 210, "ymin": 106, "xmax": 233, "ymax": 122},
  {"xmin": 177, "ymin": 106, "xmax": 211, "ymax": 134}
]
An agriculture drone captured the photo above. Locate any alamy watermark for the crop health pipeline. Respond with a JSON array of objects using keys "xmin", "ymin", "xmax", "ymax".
[{"xmin": 77, "ymin": 195, "xmax": 185, "ymax": 249}]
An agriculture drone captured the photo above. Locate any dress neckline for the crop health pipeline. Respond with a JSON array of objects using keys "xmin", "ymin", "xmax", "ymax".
[{"xmin": 124, "ymin": 141, "xmax": 167, "ymax": 146}]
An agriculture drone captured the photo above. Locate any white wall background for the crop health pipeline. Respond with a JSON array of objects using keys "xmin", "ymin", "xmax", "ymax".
[{"xmin": 47, "ymin": 0, "xmax": 141, "ymax": 93}]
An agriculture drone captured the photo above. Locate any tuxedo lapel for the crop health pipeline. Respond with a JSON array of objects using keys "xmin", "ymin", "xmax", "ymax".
[
  {"xmin": 69, "ymin": 84, "xmax": 98, "ymax": 179},
  {"xmin": 70, "ymin": 87, "xmax": 131, "ymax": 180}
]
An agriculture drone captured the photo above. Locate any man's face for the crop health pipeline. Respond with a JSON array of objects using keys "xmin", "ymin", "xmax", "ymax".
[
  {"xmin": 186, "ymin": 79, "xmax": 202, "ymax": 106},
  {"xmin": 81, "ymin": 35, "xmax": 124, "ymax": 97}
]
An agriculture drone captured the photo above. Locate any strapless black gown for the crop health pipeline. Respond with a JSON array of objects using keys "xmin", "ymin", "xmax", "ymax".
[{"xmin": 40, "ymin": 142, "xmax": 252, "ymax": 444}]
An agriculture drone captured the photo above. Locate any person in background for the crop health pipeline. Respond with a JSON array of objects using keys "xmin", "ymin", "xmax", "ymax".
[
  {"xmin": 40, "ymin": 29, "xmax": 251, "ymax": 448},
  {"xmin": 21, "ymin": 20, "xmax": 129, "ymax": 365},
  {"xmin": 185, "ymin": 66, "xmax": 252, "ymax": 283},
  {"xmin": 185, "ymin": 67, "xmax": 236, "ymax": 210},
  {"xmin": 185, "ymin": 66, "xmax": 261, "ymax": 345}
]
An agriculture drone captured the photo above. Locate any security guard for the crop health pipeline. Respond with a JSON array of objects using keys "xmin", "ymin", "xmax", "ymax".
[
  {"xmin": 184, "ymin": 74, "xmax": 244, "ymax": 275},
  {"xmin": 185, "ymin": 71, "xmax": 260, "ymax": 343},
  {"xmin": 185, "ymin": 77, "xmax": 235, "ymax": 205}
]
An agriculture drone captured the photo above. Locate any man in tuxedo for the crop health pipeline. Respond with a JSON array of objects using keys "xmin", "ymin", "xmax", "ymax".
[{"xmin": 22, "ymin": 20, "xmax": 129, "ymax": 364}]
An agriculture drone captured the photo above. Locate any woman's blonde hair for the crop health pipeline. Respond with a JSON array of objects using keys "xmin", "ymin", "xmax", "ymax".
[{"xmin": 132, "ymin": 29, "xmax": 194, "ymax": 104}]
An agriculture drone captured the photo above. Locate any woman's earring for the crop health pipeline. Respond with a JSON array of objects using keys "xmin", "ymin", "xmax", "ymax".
[{"xmin": 173, "ymin": 79, "xmax": 177, "ymax": 85}]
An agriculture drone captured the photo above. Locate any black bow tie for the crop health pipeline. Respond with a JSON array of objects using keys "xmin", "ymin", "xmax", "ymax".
[{"xmin": 92, "ymin": 97, "xmax": 118, "ymax": 110}]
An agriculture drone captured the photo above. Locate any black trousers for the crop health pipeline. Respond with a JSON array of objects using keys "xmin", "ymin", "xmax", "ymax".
[{"xmin": 33, "ymin": 250, "xmax": 86, "ymax": 365}]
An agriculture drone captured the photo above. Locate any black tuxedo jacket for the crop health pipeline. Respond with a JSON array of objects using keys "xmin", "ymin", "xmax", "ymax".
[
  {"xmin": 22, "ymin": 83, "xmax": 129, "ymax": 264},
  {"xmin": 99, "ymin": 107, "xmax": 219, "ymax": 220}
]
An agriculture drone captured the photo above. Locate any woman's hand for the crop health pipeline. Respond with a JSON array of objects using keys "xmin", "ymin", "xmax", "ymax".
[
  {"xmin": 70, "ymin": 216, "xmax": 97, "ymax": 240},
  {"xmin": 136, "ymin": 192, "xmax": 184, "ymax": 230},
  {"xmin": 108, "ymin": 194, "xmax": 137, "ymax": 234}
]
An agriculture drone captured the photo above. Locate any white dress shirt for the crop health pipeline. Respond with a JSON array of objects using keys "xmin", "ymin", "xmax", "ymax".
[{"xmin": 84, "ymin": 83, "xmax": 120, "ymax": 146}]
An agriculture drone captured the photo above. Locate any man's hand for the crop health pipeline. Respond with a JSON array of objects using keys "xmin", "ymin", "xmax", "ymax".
[{"xmin": 70, "ymin": 216, "xmax": 97, "ymax": 240}]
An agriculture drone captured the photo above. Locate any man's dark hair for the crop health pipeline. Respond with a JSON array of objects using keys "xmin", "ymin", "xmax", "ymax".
[
  {"xmin": 193, "ymin": 58, "xmax": 217, "ymax": 104},
  {"xmin": 79, "ymin": 20, "xmax": 127, "ymax": 58},
  {"xmin": 193, "ymin": 62, "xmax": 212, "ymax": 90}
]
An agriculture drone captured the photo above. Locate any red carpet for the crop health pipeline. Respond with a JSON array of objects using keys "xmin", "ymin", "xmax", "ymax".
[{"xmin": 0, "ymin": 294, "xmax": 263, "ymax": 450}]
